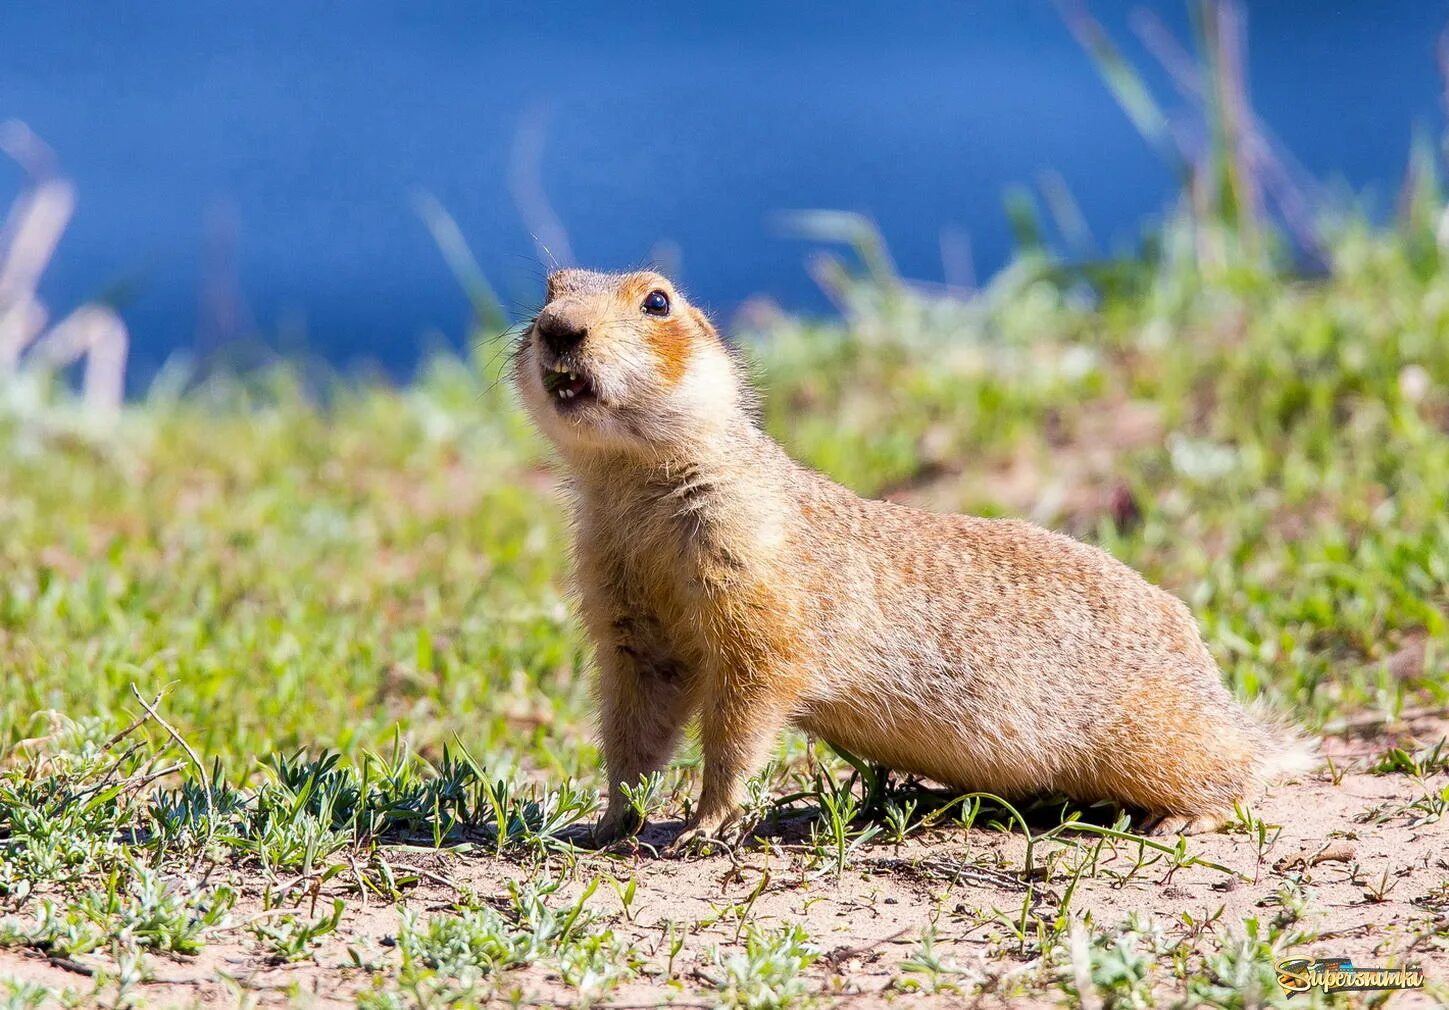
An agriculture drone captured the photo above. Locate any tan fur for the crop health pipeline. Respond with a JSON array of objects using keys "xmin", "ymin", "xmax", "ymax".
[{"xmin": 513, "ymin": 269, "xmax": 1313, "ymax": 845}]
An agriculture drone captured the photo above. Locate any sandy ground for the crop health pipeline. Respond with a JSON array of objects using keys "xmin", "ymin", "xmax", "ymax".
[{"xmin": 3, "ymin": 717, "xmax": 1446, "ymax": 1008}]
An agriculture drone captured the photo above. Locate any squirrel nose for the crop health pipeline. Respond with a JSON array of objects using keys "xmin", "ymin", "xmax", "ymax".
[{"xmin": 536, "ymin": 310, "xmax": 587, "ymax": 355}]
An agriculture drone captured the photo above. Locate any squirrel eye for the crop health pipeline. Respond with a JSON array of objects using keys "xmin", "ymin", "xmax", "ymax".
[{"xmin": 642, "ymin": 290, "xmax": 670, "ymax": 316}]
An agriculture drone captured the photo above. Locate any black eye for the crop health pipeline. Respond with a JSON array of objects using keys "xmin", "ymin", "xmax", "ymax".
[{"xmin": 642, "ymin": 290, "xmax": 670, "ymax": 316}]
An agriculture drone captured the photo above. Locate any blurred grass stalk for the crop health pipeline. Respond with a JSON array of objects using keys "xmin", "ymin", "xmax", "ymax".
[
  {"xmin": 0, "ymin": 120, "xmax": 128, "ymax": 416},
  {"xmin": 1053, "ymin": 0, "xmax": 1278, "ymax": 275},
  {"xmin": 1050, "ymin": 0, "xmax": 1447, "ymax": 284},
  {"xmin": 792, "ymin": 0, "xmax": 1447, "ymax": 320},
  {"xmin": 414, "ymin": 190, "xmax": 509, "ymax": 340}
]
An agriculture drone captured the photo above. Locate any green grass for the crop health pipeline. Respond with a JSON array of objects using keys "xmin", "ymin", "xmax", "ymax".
[{"xmin": 1, "ymin": 216, "xmax": 1444, "ymax": 1003}]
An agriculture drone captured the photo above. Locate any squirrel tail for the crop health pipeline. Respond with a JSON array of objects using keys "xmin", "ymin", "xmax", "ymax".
[{"xmin": 1249, "ymin": 700, "xmax": 1319, "ymax": 782}]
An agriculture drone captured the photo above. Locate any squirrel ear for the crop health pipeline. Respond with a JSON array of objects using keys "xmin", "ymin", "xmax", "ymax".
[{"xmin": 689, "ymin": 306, "xmax": 720, "ymax": 342}]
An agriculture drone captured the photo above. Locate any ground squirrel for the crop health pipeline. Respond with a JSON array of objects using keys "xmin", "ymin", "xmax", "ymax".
[{"xmin": 513, "ymin": 268, "xmax": 1313, "ymax": 850}]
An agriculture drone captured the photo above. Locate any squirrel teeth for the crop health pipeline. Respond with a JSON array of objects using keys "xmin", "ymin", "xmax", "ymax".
[
  {"xmin": 543, "ymin": 365, "xmax": 590, "ymax": 400},
  {"xmin": 552, "ymin": 371, "xmax": 585, "ymax": 400}
]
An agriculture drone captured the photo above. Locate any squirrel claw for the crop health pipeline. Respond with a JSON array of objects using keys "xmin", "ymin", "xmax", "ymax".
[
  {"xmin": 588, "ymin": 809, "xmax": 646, "ymax": 851},
  {"xmin": 664, "ymin": 824, "xmax": 732, "ymax": 859},
  {"xmin": 1139, "ymin": 811, "xmax": 1227, "ymax": 836},
  {"xmin": 595, "ymin": 835, "xmax": 654, "ymax": 857},
  {"xmin": 584, "ymin": 827, "xmax": 623, "ymax": 851}
]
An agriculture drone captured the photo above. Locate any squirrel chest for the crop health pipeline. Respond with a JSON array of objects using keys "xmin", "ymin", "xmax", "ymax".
[{"xmin": 573, "ymin": 470, "xmax": 801, "ymax": 672}]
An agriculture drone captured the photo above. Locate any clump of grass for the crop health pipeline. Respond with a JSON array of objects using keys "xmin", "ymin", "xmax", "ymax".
[
  {"xmin": 0, "ymin": 714, "xmax": 595, "ymax": 904},
  {"xmin": 0, "ymin": 863, "xmax": 234, "ymax": 958},
  {"xmin": 1183, "ymin": 917, "xmax": 1302, "ymax": 1010},
  {"xmin": 376, "ymin": 877, "xmax": 635, "ymax": 1008},
  {"xmin": 805, "ymin": 771, "xmax": 882, "ymax": 877},
  {"xmin": 0, "ymin": 981, "xmax": 59, "ymax": 1010},
  {"xmin": 1059, "ymin": 916, "xmax": 1169, "ymax": 1009},
  {"xmin": 897, "ymin": 926, "xmax": 973, "ymax": 995},
  {"xmin": 708, "ymin": 925, "xmax": 818, "ymax": 1010},
  {"xmin": 251, "ymin": 898, "xmax": 345, "ymax": 964},
  {"xmin": 1373, "ymin": 737, "xmax": 1449, "ymax": 777}
]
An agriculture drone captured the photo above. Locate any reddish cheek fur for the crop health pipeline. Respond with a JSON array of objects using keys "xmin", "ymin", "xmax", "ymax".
[{"xmin": 646, "ymin": 318, "xmax": 693, "ymax": 387}]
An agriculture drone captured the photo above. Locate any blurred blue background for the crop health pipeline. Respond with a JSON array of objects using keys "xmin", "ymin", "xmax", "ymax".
[{"xmin": 2, "ymin": 1, "xmax": 1445, "ymax": 378}]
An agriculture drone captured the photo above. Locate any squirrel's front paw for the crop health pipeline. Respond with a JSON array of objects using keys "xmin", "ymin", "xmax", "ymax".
[
  {"xmin": 588, "ymin": 806, "xmax": 645, "ymax": 850},
  {"xmin": 663, "ymin": 811, "xmax": 739, "ymax": 858},
  {"xmin": 663, "ymin": 825, "xmax": 725, "ymax": 858}
]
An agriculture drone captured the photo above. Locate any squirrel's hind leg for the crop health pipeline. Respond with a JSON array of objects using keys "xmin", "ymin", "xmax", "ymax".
[{"xmin": 1137, "ymin": 810, "xmax": 1231, "ymax": 836}]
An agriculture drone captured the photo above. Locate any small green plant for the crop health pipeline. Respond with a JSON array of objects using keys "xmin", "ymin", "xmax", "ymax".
[
  {"xmin": 881, "ymin": 797, "xmax": 919, "ymax": 847},
  {"xmin": 251, "ymin": 899, "xmax": 345, "ymax": 963},
  {"xmin": 1059, "ymin": 916, "xmax": 1169, "ymax": 1010},
  {"xmin": 1184, "ymin": 916, "xmax": 1297, "ymax": 1010},
  {"xmin": 618, "ymin": 770, "xmax": 666, "ymax": 835},
  {"xmin": 387, "ymin": 877, "xmax": 618, "ymax": 1006},
  {"xmin": 1374, "ymin": 737, "xmax": 1448, "ymax": 777},
  {"xmin": 738, "ymin": 763, "xmax": 781, "ymax": 830},
  {"xmin": 0, "ymin": 981, "xmax": 55, "ymax": 1010},
  {"xmin": 1, "ymin": 867, "xmax": 235, "ymax": 959},
  {"xmin": 473, "ymin": 770, "xmax": 598, "ymax": 857},
  {"xmin": 1407, "ymin": 781, "xmax": 1449, "ymax": 823},
  {"xmin": 807, "ymin": 774, "xmax": 881, "ymax": 876},
  {"xmin": 607, "ymin": 875, "xmax": 639, "ymax": 923},
  {"xmin": 1361, "ymin": 868, "xmax": 1400, "ymax": 904},
  {"xmin": 897, "ymin": 925, "xmax": 970, "ymax": 994},
  {"xmin": 1227, "ymin": 801, "xmax": 1283, "ymax": 880},
  {"xmin": 395, "ymin": 905, "xmax": 535, "ymax": 984},
  {"xmin": 709, "ymin": 925, "xmax": 818, "ymax": 1010},
  {"xmin": 76, "ymin": 868, "xmax": 236, "ymax": 955},
  {"xmin": 557, "ymin": 931, "xmax": 641, "ymax": 1005},
  {"xmin": 0, "ymin": 899, "xmax": 107, "ymax": 959},
  {"xmin": 954, "ymin": 795, "xmax": 985, "ymax": 831}
]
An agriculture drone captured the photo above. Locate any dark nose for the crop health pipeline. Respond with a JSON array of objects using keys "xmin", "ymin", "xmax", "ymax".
[{"xmin": 536, "ymin": 309, "xmax": 587, "ymax": 355}]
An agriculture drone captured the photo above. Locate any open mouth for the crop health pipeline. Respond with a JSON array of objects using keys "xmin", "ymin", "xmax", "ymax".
[{"xmin": 541, "ymin": 363, "xmax": 596, "ymax": 406}]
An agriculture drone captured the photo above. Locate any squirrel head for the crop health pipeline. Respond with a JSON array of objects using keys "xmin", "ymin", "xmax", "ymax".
[{"xmin": 514, "ymin": 269, "xmax": 748, "ymax": 458}]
